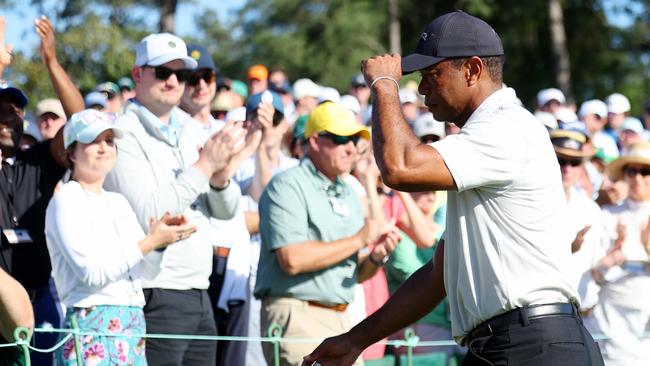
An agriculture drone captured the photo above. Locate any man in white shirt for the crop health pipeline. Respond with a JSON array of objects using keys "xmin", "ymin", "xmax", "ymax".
[
  {"xmin": 104, "ymin": 32, "xmax": 251, "ymax": 366},
  {"xmin": 304, "ymin": 11, "xmax": 603, "ymax": 366}
]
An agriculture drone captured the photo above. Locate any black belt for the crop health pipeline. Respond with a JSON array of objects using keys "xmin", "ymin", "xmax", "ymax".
[{"xmin": 464, "ymin": 302, "xmax": 576, "ymax": 346}]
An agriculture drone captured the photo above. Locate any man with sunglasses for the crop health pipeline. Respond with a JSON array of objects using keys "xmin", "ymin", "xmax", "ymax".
[
  {"xmin": 592, "ymin": 141, "xmax": 650, "ymax": 365},
  {"xmin": 550, "ymin": 129, "xmax": 609, "ymax": 334},
  {"xmin": 304, "ymin": 11, "xmax": 603, "ymax": 366},
  {"xmin": 255, "ymin": 102, "xmax": 401, "ymax": 366},
  {"xmin": 104, "ymin": 32, "xmax": 253, "ymax": 366},
  {"xmin": 181, "ymin": 44, "xmax": 224, "ymax": 135}
]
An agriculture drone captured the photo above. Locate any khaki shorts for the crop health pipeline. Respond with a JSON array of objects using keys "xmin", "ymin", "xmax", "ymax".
[{"xmin": 261, "ymin": 297, "xmax": 364, "ymax": 366}]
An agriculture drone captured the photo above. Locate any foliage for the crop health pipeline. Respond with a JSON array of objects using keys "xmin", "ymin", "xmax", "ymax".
[{"xmin": 6, "ymin": 0, "xmax": 650, "ymax": 115}]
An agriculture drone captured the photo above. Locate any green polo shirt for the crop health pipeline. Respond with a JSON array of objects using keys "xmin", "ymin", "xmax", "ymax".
[{"xmin": 254, "ymin": 158, "xmax": 364, "ymax": 304}]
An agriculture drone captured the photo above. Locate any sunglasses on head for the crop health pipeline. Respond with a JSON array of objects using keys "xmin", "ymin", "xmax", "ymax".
[
  {"xmin": 319, "ymin": 132, "xmax": 360, "ymax": 145},
  {"xmin": 624, "ymin": 166, "xmax": 650, "ymax": 177},
  {"xmin": 557, "ymin": 157, "xmax": 582, "ymax": 167},
  {"xmin": 187, "ymin": 69, "xmax": 217, "ymax": 87},
  {"xmin": 145, "ymin": 65, "xmax": 191, "ymax": 83}
]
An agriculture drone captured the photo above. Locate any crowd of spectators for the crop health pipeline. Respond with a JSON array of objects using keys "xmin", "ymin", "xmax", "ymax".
[{"xmin": 0, "ymin": 14, "xmax": 648, "ymax": 366}]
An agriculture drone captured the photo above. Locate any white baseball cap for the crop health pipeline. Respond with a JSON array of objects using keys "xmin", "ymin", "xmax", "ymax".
[
  {"xmin": 621, "ymin": 117, "xmax": 644, "ymax": 135},
  {"xmin": 606, "ymin": 93, "xmax": 631, "ymax": 114},
  {"xmin": 63, "ymin": 109, "xmax": 122, "ymax": 149},
  {"xmin": 536, "ymin": 88, "xmax": 566, "ymax": 108},
  {"xmin": 339, "ymin": 95, "xmax": 361, "ymax": 115},
  {"xmin": 293, "ymin": 78, "xmax": 321, "ymax": 100},
  {"xmin": 534, "ymin": 111, "xmax": 558, "ymax": 130},
  {"xmin": 399, "ymin": 88, "xmax": 418, "ymax": 105},
  {"xmin": 135, "ymin": 33, "xmax": 198, "ymax": 69},
  {"xmin": 412, "ymin": 113, "xmax": 445, "ymax": 139},
  {"xmin": 319, "ymin": 86, "xmax": 341, "ymax": 104},
  {"xmin": 554, "ymin": 106, "xmax": 578, "ymax": 124},
  {"xmin": 578, "ymin": 99, "xmax": 608, "ymax": 119}
]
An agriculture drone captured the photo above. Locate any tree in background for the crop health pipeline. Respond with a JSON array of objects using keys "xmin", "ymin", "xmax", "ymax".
[{"xmin": 4, "ymin": 0, "xmax": 650, "ymax": 116}]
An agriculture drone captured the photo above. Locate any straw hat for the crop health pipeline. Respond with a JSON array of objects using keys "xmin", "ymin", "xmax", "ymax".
[
  {"xmin": 549, "ymin": 129, "xmax": 592, "ymax": 159},
  {"xmin": 606, "ymin": 141, "xmax": 650, "ymax": 180}
]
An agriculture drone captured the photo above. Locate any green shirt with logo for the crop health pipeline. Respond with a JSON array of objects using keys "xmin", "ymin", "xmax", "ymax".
[{"xmin": 254, "ymin": 158, "xmax": 364, "ymax": 304}]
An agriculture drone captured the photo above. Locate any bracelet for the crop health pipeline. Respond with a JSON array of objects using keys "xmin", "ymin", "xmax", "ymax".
[
  {"xmin": 370, "ymin": 76, "xmax": 399, "ymax": 90},
  {"xmin": 368, "ymin": 254, "xmax": 389, "ymax": 267},
  {"xmin": 209, "ymin": 179, "xmax": 230, "ymax": 191}
]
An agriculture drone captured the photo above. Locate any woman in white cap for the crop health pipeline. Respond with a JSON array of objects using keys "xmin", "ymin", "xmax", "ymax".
[
  {"xmin": 45, "ymin": 109, "xmax": 197, "ymax": 365},
  {"xmin": 593, "ymin": 141, "xmax": 650, "ymax": 366}
]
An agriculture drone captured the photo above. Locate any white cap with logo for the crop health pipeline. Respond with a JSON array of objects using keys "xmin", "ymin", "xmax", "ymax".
[
  {"xmin": 63, "ymin": 109, "xmax": 123, "ymax": 149},
  {"xmin": 135, "ymin": 33, "xmax": 198, "ymax": 69}
]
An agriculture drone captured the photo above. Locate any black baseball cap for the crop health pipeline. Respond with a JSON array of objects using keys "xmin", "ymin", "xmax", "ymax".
[{"xmin": 401, "ymin": 10, "xmax": 503, "ymax": 74}]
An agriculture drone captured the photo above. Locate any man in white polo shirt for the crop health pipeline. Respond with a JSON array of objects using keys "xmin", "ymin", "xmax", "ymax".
[{"xmin": 304, "ymin": 11, "xmax": 603, "ymax": 366}]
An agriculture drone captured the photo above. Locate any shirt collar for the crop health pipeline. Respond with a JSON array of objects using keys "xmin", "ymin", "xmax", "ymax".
[
  {"xmin": 464, "ymin": 87, "xmax": 519, "ymax": 127},
  {"xmin": 131, "ymin": 99, "xmax": 181, "ymax": 146},
  {"xmin": 301, "ymin": 158, "xmax": 348, "ymax": 198}
]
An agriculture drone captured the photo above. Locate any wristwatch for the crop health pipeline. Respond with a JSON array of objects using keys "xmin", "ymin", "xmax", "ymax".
[{"xmin": 369, "ymin": 254, "xmax": 389, "ymax": 267}]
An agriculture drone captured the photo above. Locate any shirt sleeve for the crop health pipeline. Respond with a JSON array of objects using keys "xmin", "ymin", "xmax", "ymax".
[
  {"xmin": 431, "ymin": 118, "xmax": 525, "ymax": 192},
  {"xmin": 45, "ymin": 190, "xmax": 143, "ymax": 288},
  {"xmin": 259, "ymin": 176, "xmax": 309, "ymax": 250}
]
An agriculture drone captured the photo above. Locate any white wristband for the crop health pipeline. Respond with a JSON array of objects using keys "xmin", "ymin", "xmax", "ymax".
[{"xmin": 370, "ymin": 76, "xmax": 399, "ymax": 90}]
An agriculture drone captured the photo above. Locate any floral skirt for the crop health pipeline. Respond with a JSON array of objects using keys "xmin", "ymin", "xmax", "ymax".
[{"xmin": 55, "ymin": 305, "xmax": 146, "ymax": 366}]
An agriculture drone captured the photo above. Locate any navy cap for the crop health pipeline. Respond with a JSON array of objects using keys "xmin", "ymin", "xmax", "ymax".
[
  {"xmin": 187, "ymin": 44, "xmax": 218, "ymax": 72},
  {"xmin": 246, "ymin": 90, "xmax": 285, "ymax": 116},
  {"xmin": 402, "ymin": 11, "xmax": 504, "ymax": 74},
  {"xmin": 0, "ymin": 84, "xmax": 28, "ymax": 108},
  {"xmin": 269, "ymin": 79, "xmax": 292, "ymax": 94}
]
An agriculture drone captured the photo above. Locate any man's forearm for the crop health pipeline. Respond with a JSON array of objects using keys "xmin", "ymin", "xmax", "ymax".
[
  {"xmin": 371, "ymin": 82, "xmax": 420, "ymax": 187},
  {"xmin": 45, "ymin": 59, "xmax": 84, "ymax": 117},
  {"xmin": 276, "ymin": 234, "xmax": 365, "ymax": 275},
  {"xmin": 0, "ymin": 269, "xmax": 34, "ymax": 341},
  {"xmin": 349, "ymin": 241, "xmax": 446, "ymax": 348}
]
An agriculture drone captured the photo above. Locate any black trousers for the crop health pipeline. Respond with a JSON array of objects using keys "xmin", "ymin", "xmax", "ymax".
[
  {"xmin": 462, "ymin": 310, "xmax": 604, "ymax": 366},
  {"xmin": 208, "ymin": 254, "xmax": 250, "ymax": 366},
  {"xmin": 143, "ymin": 288, "xmax": 217, "ymax": 366}
]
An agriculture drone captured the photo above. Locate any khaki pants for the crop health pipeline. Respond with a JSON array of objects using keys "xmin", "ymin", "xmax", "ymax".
[{"xmin": 261, "ymin": 297, "xmax": 364, "ymax": 366}]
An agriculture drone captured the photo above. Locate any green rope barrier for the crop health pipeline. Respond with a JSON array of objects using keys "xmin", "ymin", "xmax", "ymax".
[
  {"xmin": 13, "ymin": 326, "xmax": 32, "ymax": 366},
  {"xmin": 0, "ymin": 325, "xmax": 641, "ymax": 366},
  {"xmin": 403, "ymin": 328, "xmax": 420, "ymax": 366},
  {"xmin": 69, "ymin": 314, "xmax": 84, "ymax": 366},
  {"xmin": 267, "ymin": 323, "xmax": 283, "ymax": 366}
]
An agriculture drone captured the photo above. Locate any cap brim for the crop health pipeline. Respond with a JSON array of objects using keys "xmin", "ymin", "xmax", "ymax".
[
  {"xmin": 146, "ymin": 54, "xmax": 198, "ymax": 69},
  {"xmin": 75, "ymin": 125, "xmax": 123, "ymax": 146},
  {"xmin": 554, "ymin": 146, "xmax": 592, "ymax": 159},
  {"xmin": 326, "ymin": 124, "xmax": 371, "ymax": 140},
  {"xmin": 401, "ymin": 54, "xmax": 445, "ymax": 75}
]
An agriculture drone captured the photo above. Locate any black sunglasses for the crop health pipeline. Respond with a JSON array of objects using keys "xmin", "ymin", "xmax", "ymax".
[
  {"xmin": 624, "ymin": 167, "xmax": 650, "ymax": 177},
  {"xmin": 187, "ymin": 69, "xmax": 217, "ymax": 87},
  {"xmin": 319, "ymin": 132, "xmax": 360, "ymax": 145},
  {"xmin": 557, "ymin": 158, "xmax": 582, "ymax": 167},
  {"xmin": 145, "ymin": 65, "xmax": 191, "ymax": 83}
]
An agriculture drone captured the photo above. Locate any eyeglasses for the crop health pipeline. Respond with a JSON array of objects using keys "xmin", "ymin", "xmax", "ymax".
[
  {"xmin": 557, "ymin": 158, "xmax": 582, "ymax": 167},
  {"xmin": 145, "ymin": 66, "xmax": 191, "ymax": 83},
  {"xmin": 187, "ymin": 69, "xmax": 217, "ymax": 87},
  {"xmin": 319, "ymin": 132, "xmax": 360, "ymax": 145},
  {"xmin": 624, "ymin": 167, "xmax": 650, "ymax": 177}
]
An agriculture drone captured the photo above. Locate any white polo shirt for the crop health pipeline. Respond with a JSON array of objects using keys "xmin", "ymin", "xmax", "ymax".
[{"xmin": 431, "ymin": 87, "xmax": 579, "ymax": 343}]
